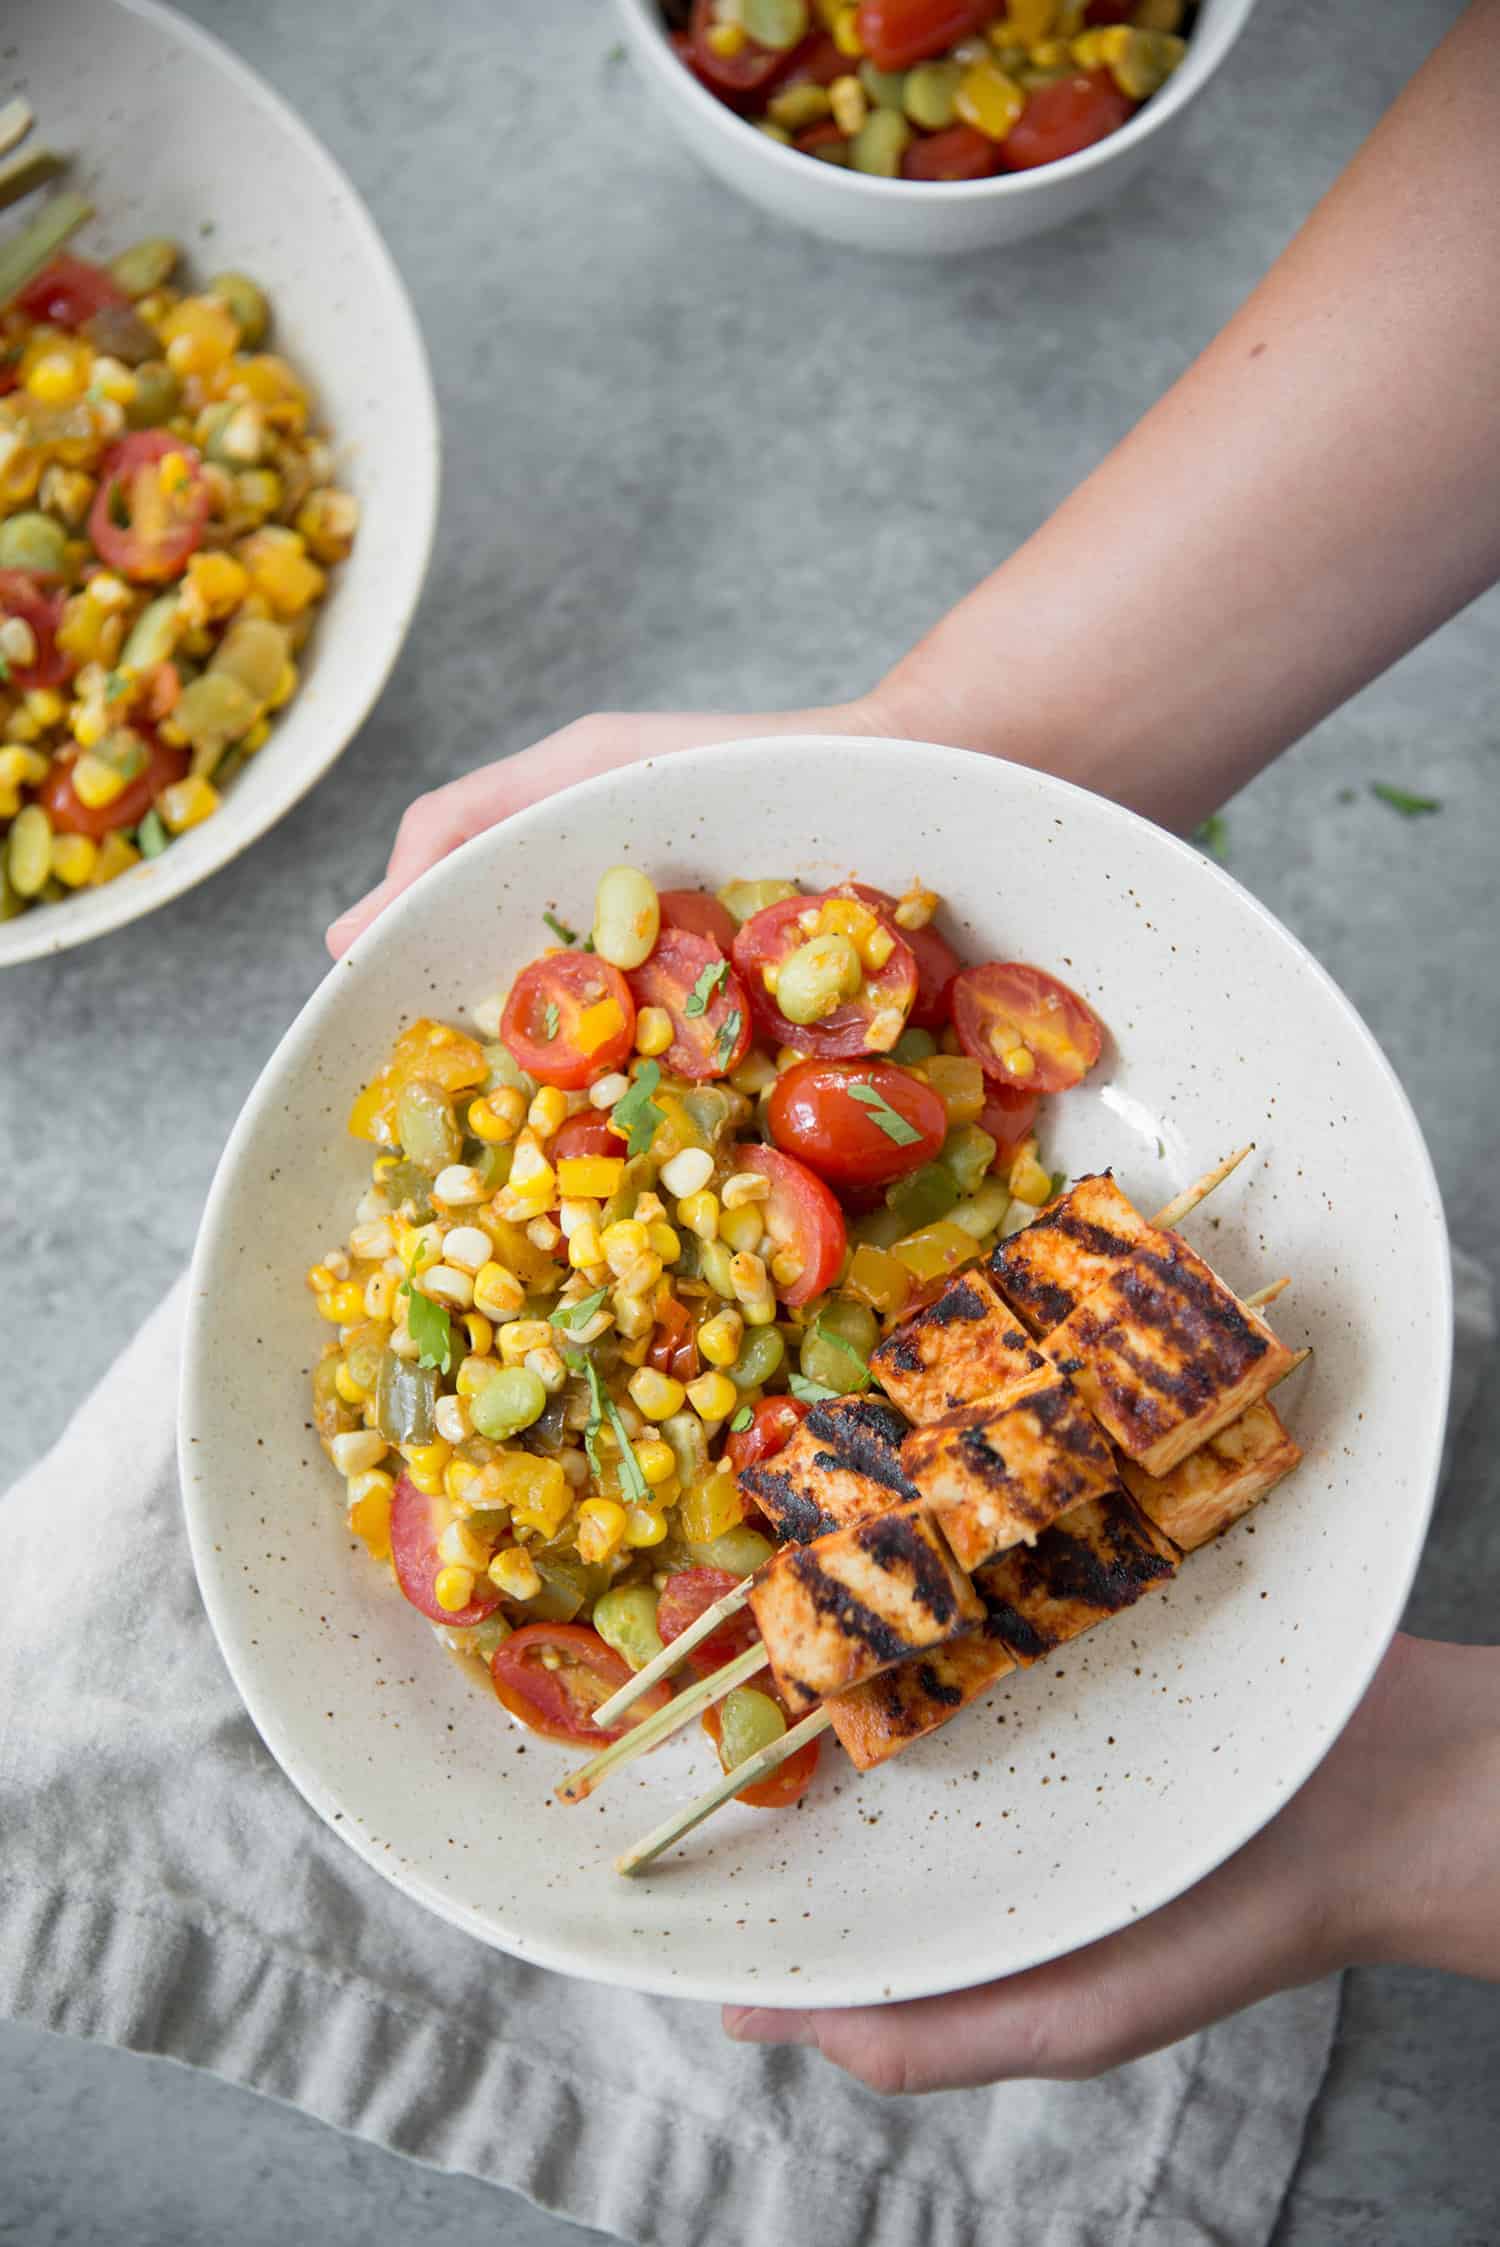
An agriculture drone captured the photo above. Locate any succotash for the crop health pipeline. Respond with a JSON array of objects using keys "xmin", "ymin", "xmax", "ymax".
[
  {"xmin": 0, "ymin": 239, "xmax": 355, "ymax": 918},
  {"xmin": 308, "ymin": 869, "xmax": 1105, "ymax": 1809},
  {"xmin": 663, "ymin": 0, "xmax": 1190, "ymax": 180}
]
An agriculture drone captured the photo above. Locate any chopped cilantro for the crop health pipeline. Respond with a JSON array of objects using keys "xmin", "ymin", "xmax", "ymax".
[
  {"xmin": 550, "ymin": 1286, "xmax": 609, "ymax": 1335},
  {"xmin": 565, "ymin": 1346, "xmax": 648, "ymax": 1503},
  {"xmin": 541, "ymin": 1000, "xmax": 560, "ymax": 1042},
  {"xmin": 788, "ymin": 1372, "xmax": 840, "ymax": 1404},
  {"xmin": 613, "ymin": 1060, "xmax": 664, "ymax": 1158},
  {"xmin": 136, "ymin": 809, "xmax": 169, "ymax": 859},
  {"xmin": 847, "ymin": 1079, "xmax": 923, "ymax": 1147},
  {"xmin": 713, "ymin": 1008, "xmax": 743, "ymax": 1070},
  {"xmin": 398, "ymin": 1242, "xmax": 456, "ymax": 1374},
  {"xmin": 729, "ymin": 1405, "xmax": 753, "ymax": 1433},
  {"xmin": 1194, "ymin": 814, "xmax": 1229, "ymax": 862},
  {"xmin": 1371, "ymin": 783, "xmax": 1440, "ymax": 817},
  {"xmin": 543, "ymin": 910, "xmax": 578, "ymax": 944},
  {"xmin": 683, "ymin": 958, "xmax": 729, "ymax": 1018}
]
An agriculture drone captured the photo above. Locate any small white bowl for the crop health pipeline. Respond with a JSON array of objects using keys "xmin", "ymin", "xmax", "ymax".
[
  {"xmin": 614, "ymin": 0, "xmax": 1258, "ymax": 254},
  {"xmin": 182, "ymin": 736, "xmax": 1450, "ymax": 2009},
  {"xmin": 0, "ymin": 0, "xmax": 438, "ymax": 967}
]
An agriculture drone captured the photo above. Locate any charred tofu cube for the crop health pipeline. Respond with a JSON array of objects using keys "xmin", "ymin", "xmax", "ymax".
[
  {"xmin": 1118, "ymin": 1398, "xmax": 1302, "ymax": 1550},
  {"xmin": 829, "ymin": 1630, "xmax": 1016, "ymax": 1772},
  {"xmin": 989, "ymin": 1172, "xmax": 1150, "ymax": 1335},
  {"xmin": 975, "ymin": 1491, "xmax": 1179, "ymax": 1666},
  {"xmin": 737, "ymin": 1394, "xmax": 916, "ymax": 1546},
  {"xmin": 1042, "ymin": 1232, "xmax": 1300, "ymax": 1477},
  {"xmin": 871, "ymin": 1268, "xmax": 1044, "ymax": 1424},
  {"xmin": 748, "ymin": 1500, "xmax": 984, "ymax": 1718},
  {"xmin": 900, "ymin": 1365, "xmax": 1121, "ymax": 1571}
]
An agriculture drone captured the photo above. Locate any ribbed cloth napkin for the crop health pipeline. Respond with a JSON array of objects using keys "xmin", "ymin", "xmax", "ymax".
[{"xmin": 1, "ymin": 1254, "xmax": 1490, "ymax": 2247}]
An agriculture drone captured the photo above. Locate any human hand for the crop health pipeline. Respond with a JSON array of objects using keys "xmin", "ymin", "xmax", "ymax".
[
  {"xmin": 723, "ymin": 1634, "xmax": 1500, "ymax": 2094},
  {"xmin": 325, "ymin": 698, "xmax": 893, "ymax": 958}
]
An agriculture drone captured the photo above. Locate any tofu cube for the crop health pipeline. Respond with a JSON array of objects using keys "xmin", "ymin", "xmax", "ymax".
[
  {"xmin": 748, "ymin": 1500, "xmax": 984, "ymax": 1717},
  {"xmin": 737, "ymin": 1394, "xmax": 916, "ymax": 1546},
  {"xmin": 1042, "ymin": 1231, "xmax": 1300, "ymax": 1476},
  {"xmin": 975, "ymin": 1491, "xmax": 1179, "ymax": 1666},
  {"xmin": 871, "ymin": 1267, "xmax": 1044, "ymax": 1424},
  {"xmin": 1118, "ymin": 1397, "xmax": 1302, "ymax": 1550},
  {"xmin": 901, "ymin": 1365, "xmax": 1122, "ymax": 1571},
  {"xmin": 989, "ymin": 1171, "xmax": 1150, "ymax": 1335},
  {"xmin": 829, "ymin": 1629, "xmax": 1016, "ymax": 1772}
]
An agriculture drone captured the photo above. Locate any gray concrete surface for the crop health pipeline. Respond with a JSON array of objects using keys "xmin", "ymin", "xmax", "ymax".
[{"xmin": 3, "ymin": 0, "xmax": 1497, "ymax": 2238}]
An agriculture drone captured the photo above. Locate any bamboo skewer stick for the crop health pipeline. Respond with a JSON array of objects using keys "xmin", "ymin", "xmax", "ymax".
[
  {"xmin": 1243, "ymin": 1276, "xmax": 1290, "ymax": 1311},
  {"xmin": 590, "ymin": 1581, "xmax": 755, "ymax": 1732},
  {"xmin": 616, "ymin": 1707, "xmax": 833, "ymax": 1877},
  {"xmin": 1152, "ymin": 1144, "xmax": 1252, "ymax": 1231},
  {"xmin": 0, "ymin": 98, "xmax": 34, "ymax": 159},
  {"xmin": 557, "ymin": 1640, "xmax": 768, "ymax": 1805}
]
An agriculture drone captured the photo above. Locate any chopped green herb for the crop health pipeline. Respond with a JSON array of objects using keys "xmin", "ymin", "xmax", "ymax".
[
  {"xmin": 406, "ymin": 1288, "xmax": 456, "ymax": 1374},
  {"xmin": 136, "ymin": 809, "xmax": 168, "ymax": 859},
  {"xmin": 541, "ymin": 1000, "xmax": 560, "ymax": 1042},
  {"xmin": 847, "ymin": 1079, "xmax": 923, "ymax": 1147},
  {"xmin": 613, "ymin": 1060, "xmax": 664, "ymax": 1159},
  {"xmin": 1371, "ymin": 782, "xmax": 1440, "ymax": 817},
  {"xmin": 543, "ymin": 910, "xmax": 578, "ymax": 944},
  {"xmin": 788, "ymin": 1372, "xmax": 840, "ymax": 1404},
  {"xmin": 103, "ymin": 668, "xmax": 129, "ymax": 704},
  {"xmin": 1194, "ymin": 814, "xmax": 1229, "ymax": 862},
  {"xmin": 729, "ymin": 1405, "xmax": 753, "ymax": 1433},
  {"xmin": 566, "ymin": 1347, "xmax": 647, "ymax": 1503},
  {"xmin": 562, "ymin": 1348, "xmax": 605, "ymax": 1479},
  {"xmin": 550, "ymin": 1286, "xmax": 609, "ymax": 1335},
  {"xmin": 0, "ymin": 653, "xmax": 9, "ymax": 685},
  {"xmin": 713, "ymin": 1008, "xmax": 743, "ymax": 1070},
  {"xmin": 581, "ymin": 934, "xmax": 596, "ymax": 953},
  {"xmin": 684, "ymin": 958, "xmax": 729, "ymax": 1018}
]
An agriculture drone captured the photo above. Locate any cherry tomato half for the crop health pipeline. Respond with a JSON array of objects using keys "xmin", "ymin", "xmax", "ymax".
[
  {"xmin": 646, "ymin": 1294, "xmax": 699, "ymax": 1384},
  {"xmin": 490, "ymin": 1622, "xmax": 674, "ymax": 1746},
  {"xmin": 88, "ymin": 431, "xmax": 210, "ymax": 583},
  {"xmin": 389, "ymin": 1472, "xmax": 501, "ymax": 1629},
  {"xmin": 658, "ymin": 887, "xmax": 738, "ymax": 952},
  {"xmin": 767, "ymin": 1058, "xmax": 946, "ymax": 1191},
  {"xmin": 846, "ymin": 884, "xmax": 964, "ymax": 1030},
  {"xmin": 40, "ymin": 729, "xmax": 188, "ymax": 841},
  {"xmin": 551, "ymin": 1110, "xmax": 622, "ymax": 1163},
  {"xmin": 855, "ymin": 0, "xmax": 995, "ymax": 71},
  {"xmin": 901, "ymin": 122, "xmax": 1004, "ymax": 181},
  {"xmin": 702, "ymin": 1701, "xmax": 822, "ymax": 1808},
  {"xmin": 725, "ymin": 1394, "xmax": 809, "ymax": 1475},
  {"xmin": 627, "ymin": 926, "xmax": 751, "ymax": 1081},
  {"xmin": 1000, "ymin": 71, "xmax": 1135, "ymax": 171},
  {"xmin": 657, "ymin": 1567, "xmax": 761, "ymax": 1677},
  {"xmin": 501, "ymin": 951, "xmax": 636, "ymax": 1090},
  {"xmin": 0, "ymin": 571, "xmax": 70, "ymax": 689},
  {"xmin": 732, "ymin": 893, "xmax": 917, "ymax": 1060},
  {"xmin": 978, "ymin": 1084, "xmax": 1041, "ymax": 1170},
  {"xmin": 15, "ymin": 253, "xmax": 130, "ymax": 330},
  {"xmin": 952, "ymin": 961, "xmax": 1105, "ymax": 1094},
  {"xmin": 736, "ymin": 1142, "xmax": 846, "ymax": 1308},
  {"xmin": 688, "ymin": 0, "xmax": 789, "ymax": 95}
]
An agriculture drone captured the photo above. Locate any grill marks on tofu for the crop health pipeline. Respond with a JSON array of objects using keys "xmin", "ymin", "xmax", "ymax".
[
  {"xmin": 748, "ymin": 1500, "xmax": 984, "ymax": 1717},
  {"xmin": 829, "ymin": 1632, "xmax": 1017, "ymax": 1772},
  {"xmin": 975, "ymin": 1492, "xmax": 1179, "ymax": 1667},
  {"xmin": 738, "ymin": 1395, "xmax": 917, "ymax": 1546},
  {"xmin": 870, "ymin": 1269, "xmax": 1044, "ymax": 1425},
  {"xmin": 989, "ymin": 1172, "xmax": 1151, "ymax": 1336},
  {"xmin": 1042, "ymin": 1235, "xmax": 1298, "ymax": 1477},
  {"xmin": 1118, "ymin": 1398, "xmax": 1303, "ymax": 1551},
  {"xmin": 901, "ymin": 1367, "xmax": 1122, "ymax": 1572}
]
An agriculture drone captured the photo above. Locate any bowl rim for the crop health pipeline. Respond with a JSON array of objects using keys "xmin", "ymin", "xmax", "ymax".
[
  {"xmin": 614, "ymin": 0, "xmax": 1260, "ymax": 209},
  {"xmin": 0, "ymin": 0, "xmax": 441, "ymax": 969},
  {"xmin": 180, "ymin": 735, "xmax": 1452, "ymax": 2006}
]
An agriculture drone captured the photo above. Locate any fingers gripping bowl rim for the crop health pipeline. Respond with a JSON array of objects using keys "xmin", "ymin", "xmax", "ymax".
[
  {"xmin": 0, "ymin": 0, "xmax": 439, "ymax": 965},
  {"xmin": 181, "ymin": 736, "xmax": 1451, "ymax": 2008}
]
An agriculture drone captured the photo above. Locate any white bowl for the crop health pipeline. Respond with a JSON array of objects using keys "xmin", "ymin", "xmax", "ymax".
[
  {"xmin": 615, "ymin": 0, "xmax": 1258, "ymax": 254},
  {"xmin": 0, "ymin": 0, "xmax": 438, "ymax": 966},
  {"xmin": 182, "ymin": 737, "xmax": 1450, "ymax": 2008}
]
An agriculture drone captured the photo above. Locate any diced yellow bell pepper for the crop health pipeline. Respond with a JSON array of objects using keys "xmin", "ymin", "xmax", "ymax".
[
  {"xmin": 890, "ymin": 1220, "xmax": 980, "ymax": 1284},
  {"xmin": 845, "ymin": 1242, "xmax": 913, "ymax": 1316},
  {"xmin": 347, "ymin": 1018, "xmax": 488, "ymax": 1145},
  {"xmin": 678, "ymin": 1466, "xmax": 745, "ymax": 1543},
  {"xmin": 918, "ymin": 1054, "xmax": 986, "ymax": 1125}
]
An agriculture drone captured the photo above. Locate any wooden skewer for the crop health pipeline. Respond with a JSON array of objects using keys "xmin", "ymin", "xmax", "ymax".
[
  {"xmin": 1243, "ymin": 1276, "xmax": 1290, "ymax": 1311},
  {"xmin": 557, "ymin": 1640, "xmax": 768, "ymax": 1805},
  {"xmin": 616, "ymin": 1707, "xmax": 833, "ymax": 1876},
  {"xmin": 1151, "ymin": 1144, "xmax": 1252, "ymax": 1231},
  {"xmin": 0, "ymin": 98, "xmax": 35, "ymax": 160},
  {"xmin": 590, "ymin": 1580, "xmax": 755, "ymax": 1731}
]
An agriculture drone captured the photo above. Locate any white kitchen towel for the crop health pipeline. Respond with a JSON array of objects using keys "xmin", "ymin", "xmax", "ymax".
[{"xmin": 1, "ymin": 1254, "xmax": 1492, "ymax": 2247}]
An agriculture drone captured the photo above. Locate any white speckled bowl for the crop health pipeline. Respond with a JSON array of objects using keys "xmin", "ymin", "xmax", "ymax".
[
  {"xmin": 181, "ymin": 738, "xmax": 1450, "ymax": 2007},
  {"xmin": 614, "ymin": 0, "xmax": 1259, "ymax": 256},
  {"xmin": 0, "ymin": 0, "xmax": 438, "ymax": 966}
]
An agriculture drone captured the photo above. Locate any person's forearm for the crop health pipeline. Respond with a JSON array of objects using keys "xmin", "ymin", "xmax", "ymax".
[{"xmin": 874, "ymin": 1, "xmax": 1500, "ymax": 833}]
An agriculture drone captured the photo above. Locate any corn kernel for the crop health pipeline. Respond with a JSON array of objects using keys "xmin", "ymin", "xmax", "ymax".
[
  {"xmin": 955, "ymin": 57, "xmax": 1025, "ymax": 139},
  {"xmin": 612, "ymin": 1289, "xmax": 657, "ymax": 1342},
  {"xmin": 769, "ymin": 1249, "xmax": 806, "ymax": 1289},
  {"xmin": 633, "ymin": 1005, "xmax": 673, "ymax": 1058},
  {"xmin": 489, "ymin": 1546, "xmax": 542, "ymax": 1600},
  {"xmin": 437, "ymin": 1517, "xmax": 491, "ymax": 1573},
  {"xmin": 463, "ymin": 1310, "xmax": 494, "ymax": 1358},
  {"xmin": 695, "ymin": 1309, "xmax": 744, "ymax": 1367},
  {"xmin": 334, "ymin": 1361, "xmax": 366, "ymax": 1408},
  {"xmin": 433, "ymin": 1565, "xmax": 477, "ymax": 1613},
  {"xmin": 828, "ymin": 73, "xmax": 868, "ymax": 133},
  {"xmin": 90, "ymin": 830, "xmax": 140, "ymax": 886},
  {"xmin": 473, "ymin": 1260, "xmax": 527, "ymax": 1321},
  {"xmin": 404, "ymin": 1438, "xmax": 453, "ymax": 1495},
  {"xmin": 307, "ymin": 1262, "xmax": 337, "ymax": 1292},
  {"xmin": 1008, "ymin": 1140, "xmax": 1053, "ymax": 1207},
  {"xmin": 832, "ymin": 5, "xmax": 863, "ymax": 56},
  {"xmin": 528, "ymin": 1084, "xmax": 568, "ymax": 1138},
  {"xmin": 646, "ymin": 1222, "xmax": 680, "ymax": 1264},
  {"xmin": 25, "ymin": 345, "xmax": 91, "ymax": 406},
  {"xmin": 185, "ymin": 549, "xmax": 250, "ymax": 620},
  {"xmin": 160, "ymin": 774, "xmax": 221, "ymax": 832},
  {"xmin": 634, "ymin": 1439, "xmax": 677, "ymax": 1488},
  {"xmin": 775, "ymin": 1044, "xmax": 807, "ymax": 1072},
  {"xmin": 685, "ymin": 1369, "xmax": 737, "ymax": 1424},
  {"xmin": 317, "ymin": 1281, "xmax": 365, "ymax": 1324},
  {"xmin": 505, "ymin": 1454, "xmax": 570, "ymax": 1538},
  {"xmin": 456, "ymin": 1354, "xmax": 501, "ymax": 1400},
  {"xmin": 719, "ymin": 1203, "xmax": 765, "ymax": 1255},
  {"xmin": 238, "ymin": 525, "xmax": 326, "ymax": 617},
  {"xmin": 730, "ymin": 1052, "xmax": 778, "ymax": 1096},
  {"xmin": 70, "ymin": 751, "xmax": 128, "ymax": 809},
  {"xmin": 498, "ymin": 1318, "xmax": 553, "ymax": 1365},
  {"xmin": 623, "ymin": 1503, "xmax": 669, "ymax": 1549},
  {"xmin": 465, "ymin": 1094, "xmax": 510, "ymax": 1144},
  {"xmin": 568, "ymin": 1221, "xmax": 605, "ymax": 1272},
  {"xmin": 705, "ymin": 19, "xmax": 746, "ymax": 55},
  {"xmin": 893, "ymin": 885, "xmax": 938, "ymax": 930},
  {"xmin": 441, "ymin": 1454, "xmax": 480, "ymax": 1507},
  {"xmin": 347, "ymin": 1475, "xmax": 394, "ymax": 1559},
  {"xmin": 628, "ymin": 1366, "xmax": 687, "ymax": 1421},
  {"xmin": 0, "ymin": 744, "xmax": 47, "ymax": 791},
  {"xmin": 729, "ymin": 1250, "xmax": 770, "ymax": 1305},
  {"xmin": 601, "ymin": 1218, "xmax": 650, "ymax": 1272},
  {"xmin": 677, "ymin": 1190, "xmax": 720, "ymax": 1243},
  {"xmin": 556, "ymin": 1155, "xmax": 625, "ymax": 1199},
  {"xmin": 576, "ymin": 1497, "xmax": 628, "ymax": 1565}
]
